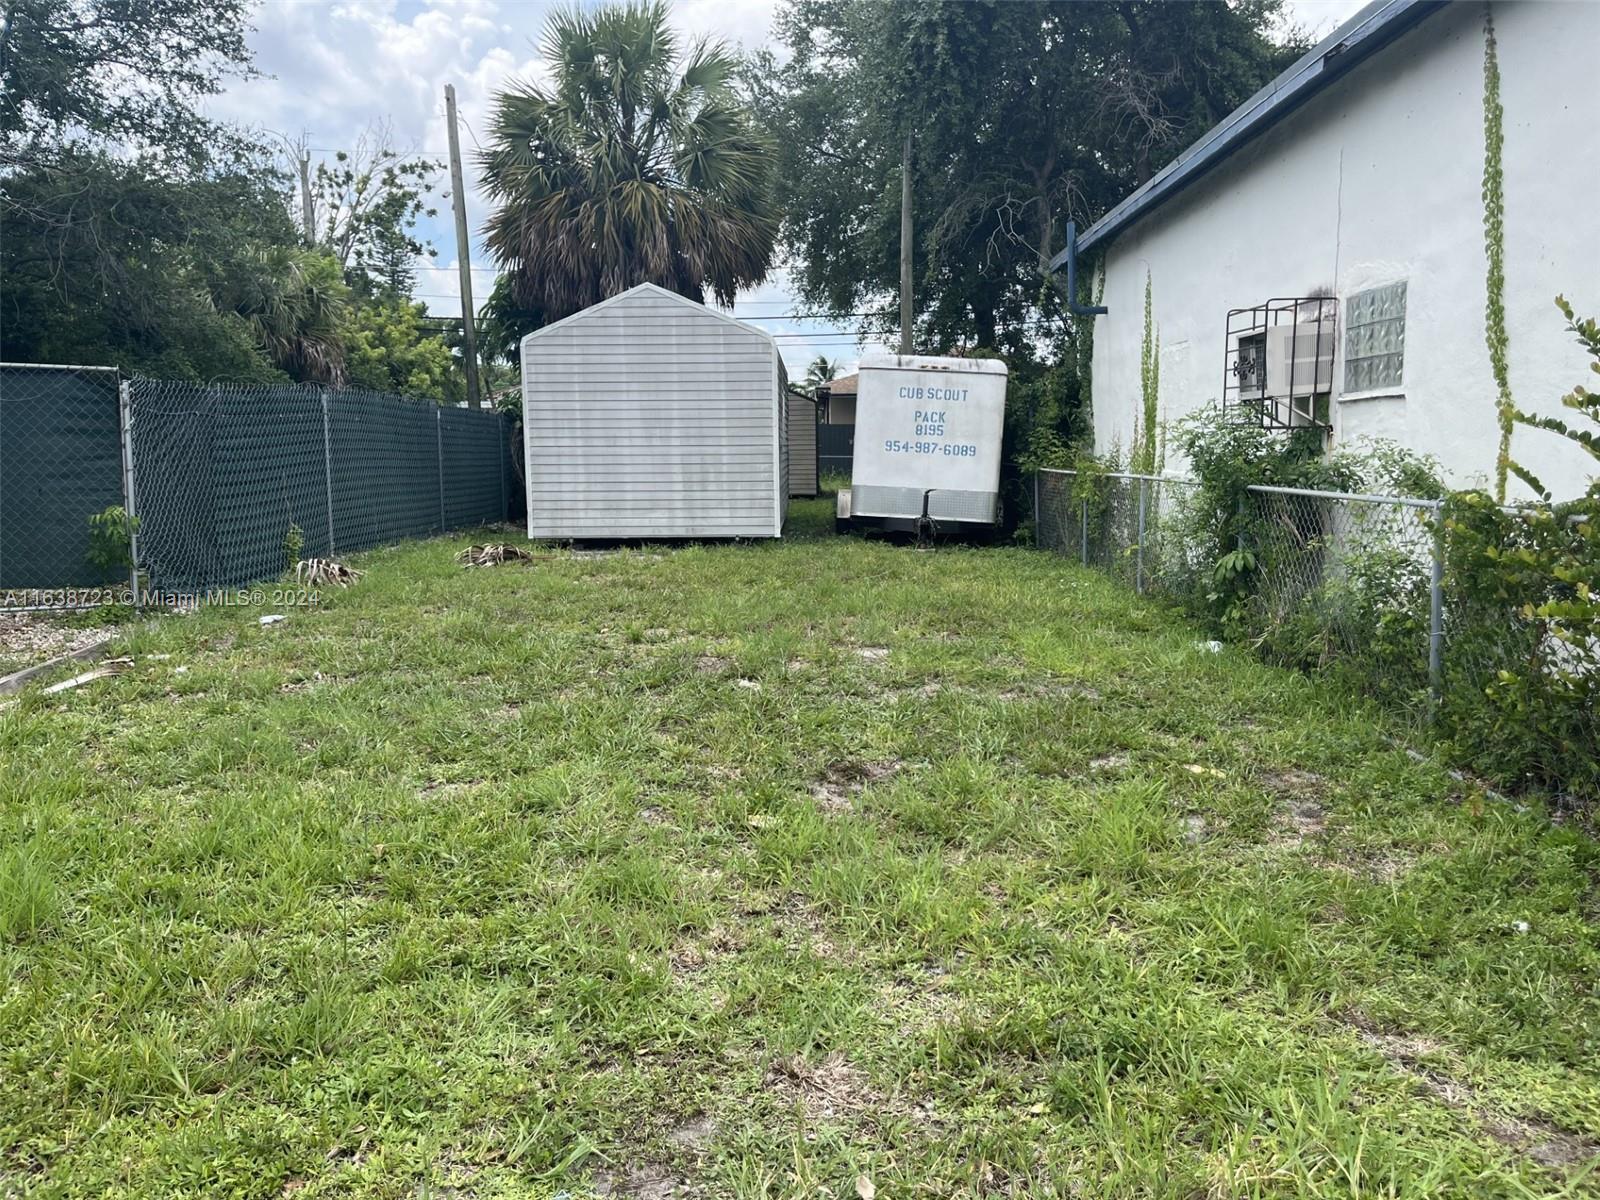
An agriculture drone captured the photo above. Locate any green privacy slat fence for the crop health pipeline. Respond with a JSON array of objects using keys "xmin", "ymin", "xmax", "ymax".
[
  {"xmin": 1, "ymin": 368, "xmax": 513, "ymax": 596},
  {"xmin": 329, "ymin": 388, "xmax": 442, "ymax": 555},
  {"xmin": 441, "ymin": 404, "xmax": 508, "ymax": 529},
  {"xmin": 133, "ymin": 379, "xmax": 511, "ymax": 591},
  {"xmin": 0, "ymin": 365, "xmax": 125, "ymax": 589}
]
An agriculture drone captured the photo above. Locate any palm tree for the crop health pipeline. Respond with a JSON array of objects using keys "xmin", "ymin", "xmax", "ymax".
[
  {"xmin": 481, "ymin": 2, "xmax": 778, "ymax": 322},
  {"xmin": 804, "ymin": 355, "xmax": 841, "ymax": 391},
  {"xmin": 218, "ymin": 247, "xmax": 350, "ymax": 384}
]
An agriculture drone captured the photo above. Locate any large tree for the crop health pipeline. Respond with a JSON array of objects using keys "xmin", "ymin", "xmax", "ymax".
[
  {"xmin": 0, "ymin": 0, "xmax": 256, "ymax": 173},
  {"xmin": 756, "ymin": 0, "xmax": 1301, "ymax": 356},
  {"xmin": 277, "ymin": 122, "xmax": 442, "ymax": 300},
  {"xmin": 480, "ymin": 0, "xmax": 779, "ymax": 322}
]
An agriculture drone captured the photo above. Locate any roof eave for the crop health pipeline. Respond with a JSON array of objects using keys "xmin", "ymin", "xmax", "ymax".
[{"xmin": 1055, "ymin": 0, "xmax": 1446, "ymax": 266}]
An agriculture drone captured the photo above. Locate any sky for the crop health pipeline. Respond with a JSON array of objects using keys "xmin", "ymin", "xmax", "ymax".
[{"xmin": 207, "ymin": 0, "xmax": 1371, "ymax": 376}]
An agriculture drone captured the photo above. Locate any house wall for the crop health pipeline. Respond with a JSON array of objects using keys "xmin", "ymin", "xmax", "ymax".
[
  {"xmin": 521, "ymin": 286, "xmax": 784, "ymax": 538},
  {"xmin": 1090, "ymin": 0, "xmax": 1598, "ymax": 501}
]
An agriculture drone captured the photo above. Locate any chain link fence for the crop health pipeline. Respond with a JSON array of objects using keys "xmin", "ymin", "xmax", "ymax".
[
  {"xmin": 2, "ymin": 366, "xmax": 512, "ymax": 602},
  {"xmin": 1039, "ymin": 467, "xmax": 1596, "ymax": 795},
  {"xmin": 1036, "ymin": 468, "xmax": 1208, "ymax": 598},
  {"xmin": 1039, "ymin": 468, "xmax": 1442, "ymax": 707},
  {"xmin": 0, "ymin": 364, "xmax": 128, "ymax": 593}
]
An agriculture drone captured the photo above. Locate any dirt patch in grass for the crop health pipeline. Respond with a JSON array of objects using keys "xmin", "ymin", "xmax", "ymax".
[
  {"xmin": 670, "ymin": 925, "xmax": 743, "ymax": 980},
  {"xmin": 764, "ymin": 1052, "xmax": 884, "ymax": 1123},
  {"xmin": 1090, "ymin": 752, "xmax": 1131, "ymax": 772},
  {"xmin": 998, "ymin": 680, "xmax": 1101, "ymax": 702},
  {"xmin": 1263, "ymin": 767, "xmax": 1327, "ymax": 797},
  {"xmin": 1261, "ymin": 770, "xmax": 1330, "ymax": 849},
  {"xmin": 876, "ymin": 964, "xmax": 962, "ymax": 1037},
  {"xmin": 420, "ymin": 778, "xmax": 482, "ymax": 798},
  {"xmin": 592, "ymin": 1165, "xmax": 689, "ymax": 1198},
  {"xmin": 664, "ymin": 1114, "xmax": 717, "ymax": 1152},
  {"xmin": 1324, "ymin": 844, "xmax": 1419, "ymax": 884},
  {"xmin": 1269, "ymin": 800, "xmax": 1326, "ymax": 849},
  {"xmin": 811, "ymin": 759, "xmax": 901, "ymax": 813},
  {"xmin": 853, "ymin": 646, "xmax": 890, "ymax": 663},
  {"xmin": 278, "ymin": 671, "xmax": 355, "ymax": 694},
  {"xmin": 1345, "ymin": 1012, "xmax": 1600, "ymax": 1171},
  {"xmin": 770, "ymin": 892, "xmax": 845, "ymax": 960},
  {"xmin": 694, "ymin": 654, "xmax": 731, "ymax": 675}
]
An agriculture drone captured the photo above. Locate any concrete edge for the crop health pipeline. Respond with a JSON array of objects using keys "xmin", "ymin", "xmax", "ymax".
[{"xmin": 0, "ymin": 637, "xmax": 115, "ymax": 696}]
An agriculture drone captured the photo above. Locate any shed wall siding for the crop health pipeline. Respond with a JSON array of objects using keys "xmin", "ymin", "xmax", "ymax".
[
  {"xmin": 522, "ymin": 289, "xmax": 781, "ymax": 538},
  {"xmin": 787, "ymin": 395, "xmax": 818, "ymax": 496}
]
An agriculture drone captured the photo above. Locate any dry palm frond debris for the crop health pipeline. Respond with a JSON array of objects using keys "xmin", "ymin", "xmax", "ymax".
[
  {"xmin": 294, "ymin": 558, "xmax": 364, "ymax": 587},
  {"xmin": 458, "ymin": 543, "xmax": 537, "ymax": 567}
]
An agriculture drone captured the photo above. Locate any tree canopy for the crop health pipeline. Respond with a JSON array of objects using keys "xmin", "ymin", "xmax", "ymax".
[
  {"xmin": 0, "ymin": 0, "xmax": 463, "ymax": 396},
  {"xmin": 480, "ymin": 0, "xmax": 779, "ymax": 324},
  {"xmin": 754, "ymin": 0, "xmax": 1301, "ymax": 356}
]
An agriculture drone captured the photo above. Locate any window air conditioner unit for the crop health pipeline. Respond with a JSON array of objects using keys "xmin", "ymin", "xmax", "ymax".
[{"xmin": 1264, "ymin": 322, "xmax": 1335, "ymax": 398}]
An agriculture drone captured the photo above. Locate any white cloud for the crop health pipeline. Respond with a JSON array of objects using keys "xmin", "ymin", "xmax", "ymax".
[
  {"xmin": 1282, "ymin": 0, "xmax": 1372, "ymax": 41},
  {"xmin": 414, "ymin": 255, "xmax": 498, "ymax": 321},
  {"xmin": 210, "ymin": 0, "xmax": 811, "ymax": 327}
]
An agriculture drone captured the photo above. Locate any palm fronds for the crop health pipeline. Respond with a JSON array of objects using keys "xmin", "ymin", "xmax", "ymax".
[
  {"xmin": 294, "ymin": 558, "xmax": 363, "ymax": 587},
  {"xmin": 481, "ymin": 1, "xmax": 777, "ymax": 320},
  {"xmin": 458, "ymin": 544, "xmax": 537, "ymax": 567}
]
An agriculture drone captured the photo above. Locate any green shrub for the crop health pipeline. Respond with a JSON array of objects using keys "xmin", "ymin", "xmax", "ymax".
[
  {"xmin": 85, "ymin": 505, "xmax": 138, "ymax": 574},
  {"xmin": 1437, "ymin": 297, "xmax": 1598, "ymax": 798},
  {"xmin": 283, "ymin": 523, "xmax": 305, "ymax": 575}
]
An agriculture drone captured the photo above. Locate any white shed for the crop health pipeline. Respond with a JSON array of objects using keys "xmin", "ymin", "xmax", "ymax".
[{"xmin": 520, "ymin": 284, "xmax": 788, "ymax": 539}]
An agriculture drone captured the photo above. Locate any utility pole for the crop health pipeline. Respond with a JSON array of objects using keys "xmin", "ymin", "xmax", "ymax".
[
  {"xmin": 899, "ymin": 132, "xmax": 913, "ymax": 357},
  {"xmin": 444, "ymin": 83, "xmax": 484, "ymax": 410},
  {"xmin": 298, "ymin": 149, "xmax": 315, "ymax": 245}
]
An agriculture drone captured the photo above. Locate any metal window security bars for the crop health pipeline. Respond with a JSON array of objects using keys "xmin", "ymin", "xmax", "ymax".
[{"xmin": 1, "ymin": 365, "xmax": 513, "ymax": 602}]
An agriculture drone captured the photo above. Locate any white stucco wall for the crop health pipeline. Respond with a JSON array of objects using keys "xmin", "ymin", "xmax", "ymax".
[{"xmin": 1090, "ymin": 0, "xmax": 1598, "ymax": 502}]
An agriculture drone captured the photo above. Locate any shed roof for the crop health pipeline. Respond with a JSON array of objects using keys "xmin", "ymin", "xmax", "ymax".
[
  {"xmin": 1052, "ymin": 0, "xmax": 1445, "ymax": 264},
  {"xmin": 518, "ymin": 282, "xmax": 779, "ymax": 354}
]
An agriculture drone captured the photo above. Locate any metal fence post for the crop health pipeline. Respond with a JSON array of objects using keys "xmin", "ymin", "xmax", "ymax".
[
  {"xmin": 1429, "ymin": 502, "xmax": 1444, "ymax": 711},
  {"xmin": 322, "ymin": 390, "xmax": 335, "ymax": 555},
  {"xmin": 1135, "ymin": 478, "xmax": 1147, "ymax": 595},
  {"xmin": 117, "ymin": 377, "xmax": 142, "ymax": 609},
  {"xmin": 436, "ymin": 407, "xmax": 446, "ymax": 532},
  {"xmin": 1080, "ymin": 496, "xmax": 1088, "ymax": 565}
]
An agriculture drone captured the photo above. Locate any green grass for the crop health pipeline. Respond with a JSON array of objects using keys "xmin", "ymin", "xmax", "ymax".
[{"xmin": 2, "ymin": 497, "xmax": 1597, "ymax": 1198}]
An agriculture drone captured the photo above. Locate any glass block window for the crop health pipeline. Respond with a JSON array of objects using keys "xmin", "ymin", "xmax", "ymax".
[{"xmin": 1344, "ymin": 281, "xmax": 1407, "ymax": 393}]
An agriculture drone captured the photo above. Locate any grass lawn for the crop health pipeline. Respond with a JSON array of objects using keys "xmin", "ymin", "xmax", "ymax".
[{"xmin": 2, "ymin": 497, "xmax": 1597, "ymax": 1198}]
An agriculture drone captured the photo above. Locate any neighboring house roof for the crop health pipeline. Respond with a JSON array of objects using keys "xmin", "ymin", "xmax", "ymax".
[
  {"xmin": 818, "ymin": 373, "xmax": 857, "ymax": 396},
  {"xmin": 1053, "ymin": 0, "xmax": 1446, "ymax": 264}
]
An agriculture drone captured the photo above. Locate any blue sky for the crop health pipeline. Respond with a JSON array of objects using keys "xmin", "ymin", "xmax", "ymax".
[{"xmin": 208, "ymin": 0, "xmax": 1367, "ymax": 376}]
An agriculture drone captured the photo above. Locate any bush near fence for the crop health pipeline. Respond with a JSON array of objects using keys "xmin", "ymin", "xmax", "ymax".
[
  {"xmin": 0, "ymin": 365, "xmax": 514, "ymax": 598},
  {"xmin": 1038, "ymin": 466, "xmax": 1596, "ymax": 802}
]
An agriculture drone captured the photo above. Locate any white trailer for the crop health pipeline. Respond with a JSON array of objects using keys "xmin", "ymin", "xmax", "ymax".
[
  {"xmin": 520, "ymin": 284, "xmax": 788, "ymax": 539},
  {"xmin": 840, "ymin": 353, "xmax": 1009, "ymax": 532}
]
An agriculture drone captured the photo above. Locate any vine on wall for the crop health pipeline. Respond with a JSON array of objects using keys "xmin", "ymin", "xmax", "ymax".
[
  {"xmin": 1482, "ymin": 3, "xmax": 1514, "ymax": 502},
  {"xmin": 1132, "ymin": 269, "xmax": 1161, "ymax": 474}
]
